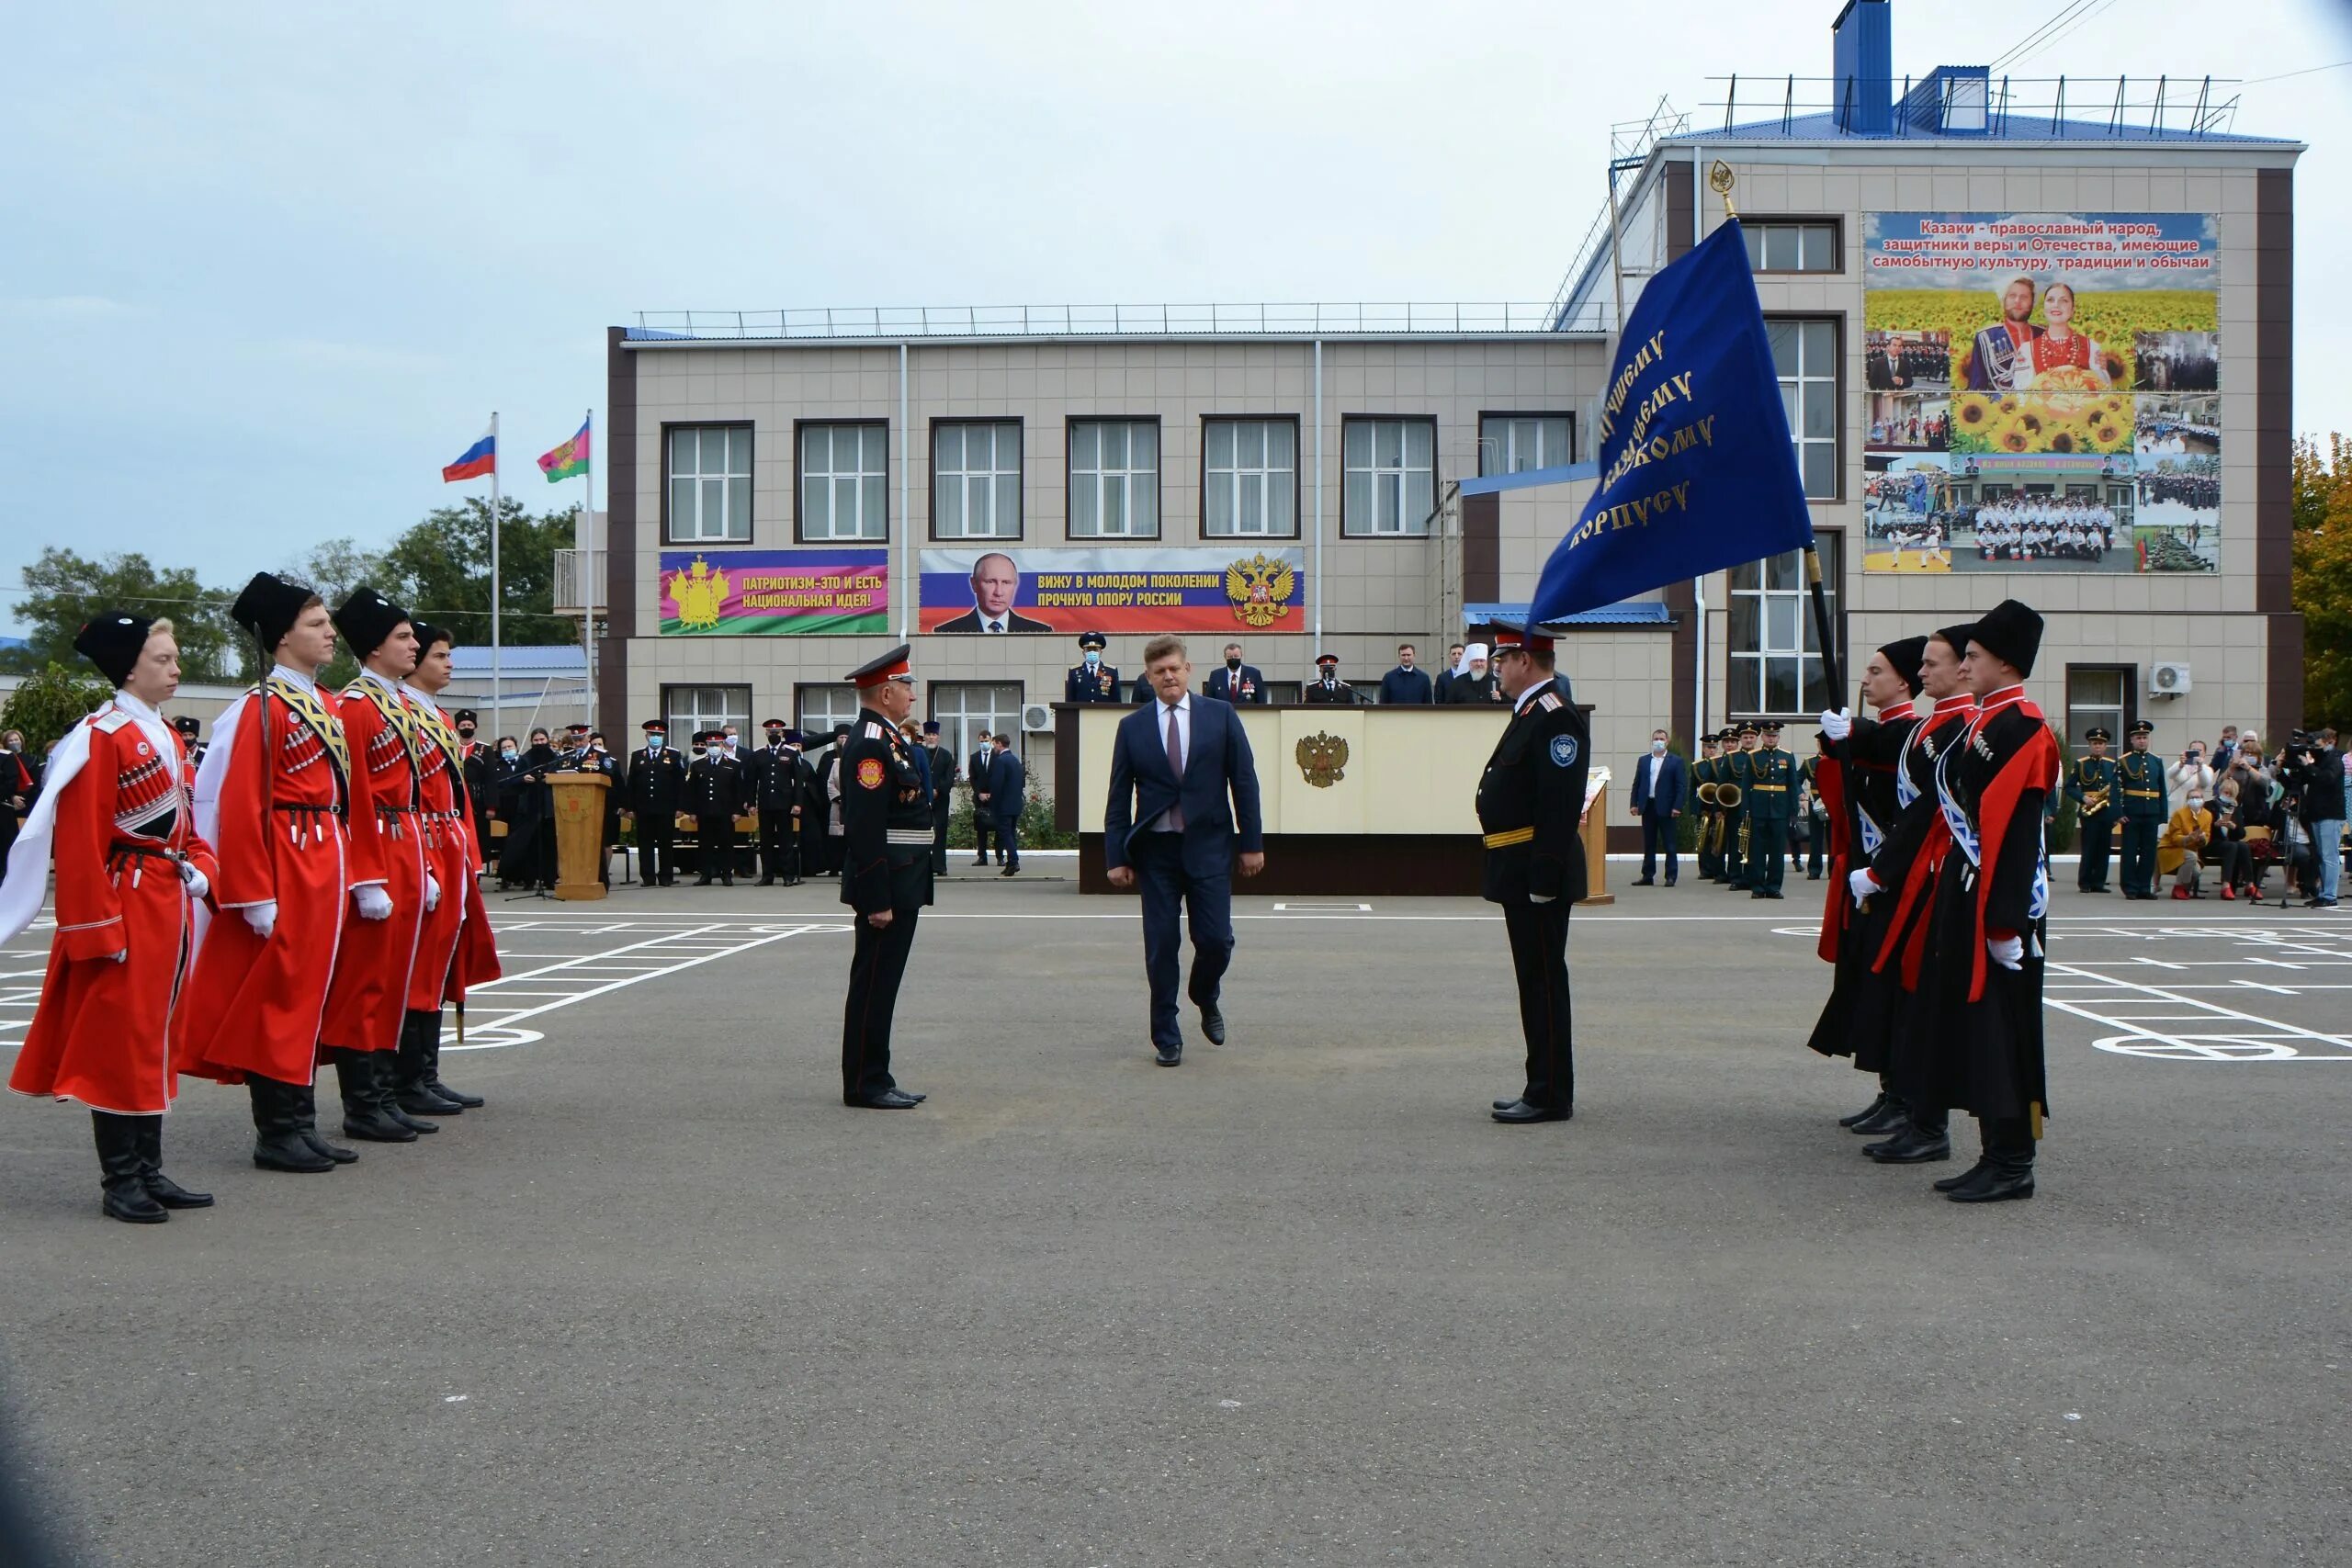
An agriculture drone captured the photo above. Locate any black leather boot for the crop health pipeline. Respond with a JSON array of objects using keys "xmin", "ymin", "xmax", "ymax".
[
  {"xmin": 1933, "ymin": 1159, "xmax": 1992, "ymax": 1193},
  {"xmin": 249, "ymin": 1078, "xmax": 334, "ymax": 1173},
  {"xmin": 393, "ymin": 1012, "xmax": 463, "ymax": 1115},
  {"xmin": 93, "ymin": 1111, "xmax": 168, "ymax": 1223},
  {"xmin": 134, "ymin": 1115, "xmax": 212, "ymax": 1209},
  {"xmin": 1864, "ymin": 1108, "xmax": 1951, "ymax": 1163},
  {"xmin": 1849, "ymin": 1093, "xmax": 1911, "ymax": 1136},
  {"xmin": 334, "ymin": 1047, "xmax": 416, "ymax": 1142},
  {"xmin": 1838, "ymin": 1090, "xmax": 1890, "ymax": 1129},
  {"xmin": 1948, "ymin": 1116, "xmax": 2035, "ymax": 1202},
  {"xmin": 418, "ymin": 1009, "xmax": 483, "ymax": 1108},
  {"xmin": 292, "ymin": 1080, "xmax": 358, "ymax": 1164}
]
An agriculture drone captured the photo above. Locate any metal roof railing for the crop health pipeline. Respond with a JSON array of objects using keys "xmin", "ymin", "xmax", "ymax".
[
  {"xmin": 1696, "ymin": 73, "xmax": 2260, "ymax": 141},
  {"xmin": 628, "ymin": 301, "xmax": 1601, "ymax": 342}
]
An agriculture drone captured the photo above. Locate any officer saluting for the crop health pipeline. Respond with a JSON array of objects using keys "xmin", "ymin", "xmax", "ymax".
[
  {"xmin": 1065, "ymin": 631, "xmax": 1123, "ymax": 703},
  {"xmin": 838, "ymin": 646, "xmax": 934, "ymax": 1110},
  {"xmin": 1477, "ymin": 621, "xmax": 1589, "ymax": 1125},
  {"xmin": 2115, "ymin": 720, "xmax": 2167, "ymax": 900},
  {"xmin": 2065, "ymin": 727, "xmax": 2120, "ymax": 893}
]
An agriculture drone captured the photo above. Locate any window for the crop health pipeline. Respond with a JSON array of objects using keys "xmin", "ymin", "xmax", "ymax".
[
  {"xmin": 1069, "ymin": 419, "xmax": 1160, "ymax": 538},
  {"xmin": 798, "ymin": 422, "xmax": 888, "ymax": 541},
  {"xmin": 1341, "ymin": 416, "xmax": 1437, "ymax": 536},
  {"xmin": 2064, "ymin": 665, "xmax": 2134, "ymax": 752},
  {"xmin": 662, "ymin": 683, "xmax": 752, "ymax": 746},
  {"xmin": 1257, "ymin": 681, "xmax": 1304, "ymax": 705},
  {"xmin": 1742, "ymin": 221, "xmax": 1839, "ymax": 274},
  {"xmin": 666, "ymin": 425, "xmax": 752, "ymax": 543},
  {"xmin": 1203, "ymin": 418, "xmax": 1298, "ymax": 537},
  {"xmin": 1726, "ymin": 535, "xmax": 1842, "ymax": 716},
  {"xmin": 1768, "ymin": 319, "xmax": 1839, "ymax": 499},
  {"xmin": 933, "ymin": 421, "xmax": 1022, "ymax": 540},
  {"xmin": 1478, "ymin": 413, "xmax": 1573, "ymax": 476},
  {"xmin": 795, "ymin": 682, "xmax": 865, "ymax": 742},
  {"xmin": 930, "ymin": 682, "xmax": 1025, "ymax": 767}
]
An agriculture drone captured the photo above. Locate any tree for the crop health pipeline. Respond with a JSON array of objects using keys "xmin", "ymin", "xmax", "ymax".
[
  {"xmin": 0, "ymin": 661, "xmax": 115, "ymax": 761},
  {"xmin": 2291, "ymin": 434, "xmax": 2352, "ymax": 730},
  {"xmin": 16, "ymin": 547, "xmax": 239, "ymax": 682},
  {"xmin": 380, "ymin": 497, "xmax": 579, "ymax": 648}
]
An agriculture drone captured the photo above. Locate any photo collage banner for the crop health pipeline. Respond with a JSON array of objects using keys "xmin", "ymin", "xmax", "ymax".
[{"xmin": 1860, "ymin": 212, "xmax": 2220, "ymax": 575}]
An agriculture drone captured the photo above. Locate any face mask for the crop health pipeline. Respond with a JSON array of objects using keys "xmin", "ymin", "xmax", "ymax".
[
  {"xmin": 647, "ymin": 736, "xmax": 662, "ymax": 751},
  {"xmin": 723, "ymin": 735, "xmax": 739, "ymax": 749},
  {"xmin": 1653, "ymin": 739, "xmax": 1667, "ymax": 754},
  {"xmin": 458, "ymin": 727, "xmax": 474, "ymax": 739},
  {"xmin": 500, "ymin": 749, "xmax": 516, "ymax": 761},
  {"xmin": 707, "ymin": 746, "xmax": 723, "ymax": 760},
  {"xmin": 1227, "ymin": 657, "xmax": 1240, "ymax": 671},
  {"xmin": 766, "ymin": 731, "xmax": 784, "ymax": 744},
  {"xmin": 1084, "ymin": 651, "xmax": 1100, "ymax": 667}
]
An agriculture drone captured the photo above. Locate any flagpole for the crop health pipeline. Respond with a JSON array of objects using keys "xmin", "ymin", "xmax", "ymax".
[
  {"xmin": 491, "ymin": 410, "xmax": 502, "ymax": 733},
  {"xmin": 582, "ymin": 409, "xmax": 596, "ymax": 732}
]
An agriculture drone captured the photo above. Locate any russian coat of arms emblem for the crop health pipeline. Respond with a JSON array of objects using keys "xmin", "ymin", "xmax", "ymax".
[
  {"xmin": 1295, "ymin": 731, "xmax": 1350, "ymax": 789},
  {"xmin": 1224, "ymin": 553, "xmax": 1296, "ymax": 629}
]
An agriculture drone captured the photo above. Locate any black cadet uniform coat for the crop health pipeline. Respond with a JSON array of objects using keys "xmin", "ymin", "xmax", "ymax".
[
  {"xmin": 1302, "ymin": 677, "xmax": 1354, "ymax": 705},
  {"xmin": 1476, "ymin": 675, "xmax": 1590, "ymax": 1110},
  {"xmin": 751, "ymin": 741, "xmax": 808, "ymax": 880},
  {"xmin": 1851, "ymin": 700, "xmax": 1974, "ymax": 1071},
  {"xmin": 1804, "ymin": 708, "xmax": 1918, "ymax": 1061},
  {"xmin": 625, "ymin": 743, "xmax": 687, "ymax": 885},
  {"xmin": 684, "ymin": 752, "xmax": 745, "ymax": 878},
  {"xmin": 1065, "ymin": 662, "xmax": 1124, "ymax": 703},
  {"xmin": 838, "ymin": 709, "xmax": 935, "ymax": 1102}
]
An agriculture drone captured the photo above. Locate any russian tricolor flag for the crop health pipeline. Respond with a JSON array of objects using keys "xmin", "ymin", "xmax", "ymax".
[{"xmin": 442, "ymin": 424, "xmax": 496, "ymax": 482}]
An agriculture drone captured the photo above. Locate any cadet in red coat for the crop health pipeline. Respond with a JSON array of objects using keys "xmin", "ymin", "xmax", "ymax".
[
  {"xmin": 317, "ymin": 588, "xmax": 439, "ymax": 1144},
  {"xmin": 395, "ymin": 619, "xmax": 493, "ymax": 1113},
  {"xmin": 182, "ymin": 573, "xmax": 364, "ymax": 1174},
  {"xmin": 1, "ymin": 612, "xmax": 220, "ymax": 1223}
]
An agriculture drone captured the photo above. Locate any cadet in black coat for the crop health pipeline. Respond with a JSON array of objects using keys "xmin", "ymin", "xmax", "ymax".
[
  {"xmin": 1064, "ymin": 630, "xmax": 1124, "ymax": 704},
  {"xmin": 624, "ymin": 721, "xmax": 687, "ymax": 886},
  {"xmin": 921, "ymin": 720, "xmax": 956, "ymax": 874},
  {"xmin": 837, "ymin": 647, "xmax": 934, "ymax": 1110},
  {"xmin": 1302, "ymin": 653, "xmax": 1354, "ymax": 704},
  {"xmin": 1477, "ymin": 623, "xmax": 1589, "ymax": 1125},
  {"xmin": 684, "ymin": 731, "xmax": 746, "ymax": 886},
  {"xmin": 750, "ymin": 720, "xmax": 808, "ymax": 886}
]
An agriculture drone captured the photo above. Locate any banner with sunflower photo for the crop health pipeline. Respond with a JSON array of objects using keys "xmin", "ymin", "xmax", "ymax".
[{"xmin": 1860, "ymin": 211, "xmax": 2221, "ymax": 577}]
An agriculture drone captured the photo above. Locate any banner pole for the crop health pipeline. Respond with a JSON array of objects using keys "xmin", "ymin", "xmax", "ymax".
[
  {"xmin": 1804, "ymin": 542, "xmax": 1867, "ymax": 905},
  {"xmin": 582, "ymin": 409, "xmax": 596, "ymax": 731}
]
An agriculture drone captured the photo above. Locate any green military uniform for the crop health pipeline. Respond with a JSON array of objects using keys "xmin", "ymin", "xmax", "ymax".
[
  {"xmin": 1746, "ymin": 724, "xmax": 1796, "ymax": 898},
  {"xmin": 1693, "ymin": 747, "xmax": 1724, "ymax": 882},
  {"xmin": 2064, "ymin": 728, "xmax": 2121, "ymax": 892},
  {"xmin": 1722, "ymin": 725, "xmax": 1758, "ymax": 889},
  {"xmin": 2116, "ymin": 720, "xmax": 2168, "ymax": 899}
]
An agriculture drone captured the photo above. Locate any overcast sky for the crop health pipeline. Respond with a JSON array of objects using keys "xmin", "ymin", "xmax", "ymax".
[{"xmin": 5, "ymin": 0, "xmax": 2347, "ymax": 637}]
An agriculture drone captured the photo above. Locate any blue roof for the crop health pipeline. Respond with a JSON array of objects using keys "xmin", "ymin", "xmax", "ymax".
[
  {"xmin": 1464, "ymin": 602, "xmax": 1672, "ymax": 628},
  {"xmin": 1670, "ymin": 110, "xmax": 2293, "ymax": 146},
  {"xmin": 449, "ymin": 645, "xmax": 586, "ymax": 674}
]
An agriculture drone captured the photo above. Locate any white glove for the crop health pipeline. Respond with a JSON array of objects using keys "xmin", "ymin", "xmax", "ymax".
[
  {"xmin": 241, "ymin": 901, "xmax": 278, "ymax": 941},
  {"xmin": 353, "ymin": 885, "xmax": 393, "ymax": 921},
  {"xmin": 1821, "ymin": 707, "xmax": 1853, "ymax": 742},
  {"xmin": 1530, "ymin": 893, "xmax": 1556, "ymax": 905},
  {"xmin": 179, "ymin": 863, "xmax": 210, "ymax": 902},
  {"xmin": 1987, "ymin": 934, "xmax": 2024, "ymax": 971},
  {"xmin": 108, "ymin": 949, "xmax": 128, "ymax": 964},
  {"xmin": 1848, "ymin": 868, "xmax": 1880, "ymax": 908},
  {"xmin": 424, "ymin": 874, "xmax": 442, "ymax": 911}
]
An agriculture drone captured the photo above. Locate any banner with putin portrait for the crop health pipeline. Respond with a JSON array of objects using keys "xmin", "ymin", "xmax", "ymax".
[
  {"xmin": 917, "ymin": 547, "xmax": 1310, "ymax": 635},
  {"xmin": 1860, "ymin": 211, "xmax": 2220, "ymax": 577}
]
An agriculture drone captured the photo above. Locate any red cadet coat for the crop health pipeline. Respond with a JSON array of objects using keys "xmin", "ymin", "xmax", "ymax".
[
  {"xmin": 9, "ymin": 705, "xmax": 220, "ymax": 1114},
  {"xmin": 319, "ymin": 675, "xmax": 425, "ymax": 1054},
  {"xmin": 405, "ymin": 694, "xmax": 493, "ymax": 1010}
]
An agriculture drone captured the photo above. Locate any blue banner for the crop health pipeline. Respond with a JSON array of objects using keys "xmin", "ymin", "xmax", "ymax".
[{"xmin": 1528, "ymin": 220, "xmax": 1814, "ymax": 623}]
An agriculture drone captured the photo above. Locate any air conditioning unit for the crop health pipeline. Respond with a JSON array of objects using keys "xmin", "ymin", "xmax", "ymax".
[
  {"xmin": 2151, "ymin": 662, "xmax": 2193, "ymax": 698},
  {"xmin": 1020, "ymin": 703, "xmax": 1054, "ymax": 733}
]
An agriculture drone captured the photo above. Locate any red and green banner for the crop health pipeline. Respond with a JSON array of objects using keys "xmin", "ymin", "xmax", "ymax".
[{"xmin": 657, "ymin": 549, "xmax": 889, "ymax": 636}]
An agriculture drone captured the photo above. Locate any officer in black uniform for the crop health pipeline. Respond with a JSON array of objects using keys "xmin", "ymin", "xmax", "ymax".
[
  {"xmin": 1065, "ymin": 631, "xmax": 1123, "ymax": 703},
  {"xmin": 751, "ymin": 720, "xmax": 807, "ymax": 886},
  {"xmin": 1303, "ymin": 653, "xmax": 1353, "ymax": 704},
  {"xmin": 922, "ymin": 719, "xmax": 956, "ymax": 874},
  {"xmin": 2065, "ymin": 728, "xmax": 2120, "ymax": 892},
  {"xmin": 1478, "ymin": 621, "xmax": 1590, "ymax": 1125},
  {"xmin": 624, "ymin": 719, "xmax": 686, "ymax": 886},
  {"xmin": 684, "ymin": 730, "xmax": 745, "ymax": 886},
  {"xmin": 838, "ymin": 645, "xmax": 934, "ymax": 1110}
]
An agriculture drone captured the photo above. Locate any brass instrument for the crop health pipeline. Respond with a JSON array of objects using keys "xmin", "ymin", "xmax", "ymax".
[
  {"xmin": 1714, "ymin": 782, "xmax": 1744, "ymax": 811},
  {"xmin": 1704, "ymin": 810, "xmax": 1729, "ymax": 856},
  {"xmin": 2080, "ymin": 785, "xmax": 2111, "ymax": 818},
  {"xmin": 1736, "ymin": 818, "xmax": 1752, "ymax": 859},
  {"xmin": 1697, "ymin": 781, "xmax": 1721, "ymax": 807}
]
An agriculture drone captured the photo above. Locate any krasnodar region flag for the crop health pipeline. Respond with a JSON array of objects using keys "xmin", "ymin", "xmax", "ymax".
[{"xmin": 537, "ymin": 420, "xmax": 590, "ymax": 482}]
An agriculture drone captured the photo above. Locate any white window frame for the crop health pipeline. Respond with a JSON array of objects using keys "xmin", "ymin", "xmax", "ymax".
[
  {"xmin": 1341, "ymin": 416, "xmax": 1438, "ymax": 536},
  {"xmin": 798, "ymin": 422, "xmax": 888, "ymax": 542},
  {"xmin": 662, "ymin": 683, "xmax": 752, "ymax": 746},
  {"xmin": 1743, "ymin": 220, "xmax": 1839, "ymax": 274},
  {"xmin": 666, "ymin": 425, "xmax": 752, "ymax": 543},
  {"xmin": 1726, "ymin": 536, "xmax": 1841, "ymax": 717},
  {"xmin": 1203, "ymin": 418, "xmax": 1298, "ymax": 538},
  {"xmin": 1069, "ymin": 418, "xmax": 1161, "ymax": 539},
  {"xmin": 1768, "ymin": 318, "xmax": 1839, "ymax": 501},
  {"xmin": 1478, "ymin": 413, "xmax": 1573, "ymax": 476},
  {"xmin": 929, "ymin": 682, "xmax": 1026, "ymax": 771},
  {"xmin": 2064, "ymin": 666, "xmax": 2133, "ymax": 752},
  {"xmin": 933, "ymin": 421, "xmax": 1023, "ymax": 540}
]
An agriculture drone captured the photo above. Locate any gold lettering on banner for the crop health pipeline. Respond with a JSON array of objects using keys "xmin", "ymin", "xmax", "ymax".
[{"xmin": 1295, "ymin": 731, "xmax": 1350, "ymax": 789}]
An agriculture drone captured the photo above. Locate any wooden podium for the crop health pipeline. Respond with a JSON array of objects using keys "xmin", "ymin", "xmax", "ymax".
[{"xmin": 548, "ymin": 772, "xmax": 610, "ymax": 901}]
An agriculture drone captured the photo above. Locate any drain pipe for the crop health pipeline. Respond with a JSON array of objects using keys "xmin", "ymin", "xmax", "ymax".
[
  {"xmin": 899, "ymin": 341, "xmax": 910, "ymax": 641},
  {"xmin": 1312, "ymin": 339, "xmax": 1324, "ymax": 643}
]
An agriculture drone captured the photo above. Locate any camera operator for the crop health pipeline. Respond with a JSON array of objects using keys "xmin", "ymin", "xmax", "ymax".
[{"xmin": 2284, "ymin": 728, "xmax": 2344, "ymax": 908}]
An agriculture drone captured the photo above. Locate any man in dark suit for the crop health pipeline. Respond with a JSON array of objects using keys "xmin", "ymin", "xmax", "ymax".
[
  {"xmin": 921, "ymin": 720, "xmax": 956, "ymax": 874},
  {"xmin": 1378, "ymin": 644, "xmax": 1434, "ymax": 704},
  {"xmin": 1432, "ymin": 643, "xmax": 1467, "ymax": 704},
  {"xmin": 933, "ymin": 552, "xmax": 1052, "ymax": 634},
  {"xmin": 1205, "ymin": 642, "xmax": 1265, "ymax": 705},
  {"xmin": 981, "ymin": 733, "xmax": 1024, "ymax": 875},
  {"xmin": 968, "ymin": 730, "xmax": 1001, "ymax": 867},
  {"xmin": 1302, "ymin": 653, "xmax": 1353, "ymax": 704},
  {"xmin": 1103, "ymin": 633, "xmax": 1267, "ymax": 1066},
  {"xmin": 684, "ymin": 731, "xmax": 745, "ymax": 886},
  {"xmin": 1628, "ymin": 728, "xmax": 1686, "ymax": 886},
  {"xmin": 1479, "ymin": 621, "xmax": 1589, "ymax": 1125},
  {"xmin": 624, "ymin": 719, "xmax": 686, "ymax": 886}
]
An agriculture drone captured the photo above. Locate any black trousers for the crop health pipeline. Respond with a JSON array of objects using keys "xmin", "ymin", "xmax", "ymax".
[
  {"xmin": 1639, "ymin": 812, "xmax": 1678, "ymax": 882},
  {"xmin": 2078, "ymin": 813, "xmax": 2113, "ymax": 889},
  {"xmin": 640, "ymin": 821, "xmax": 676, "ymax": 885},
  {"xmin": 842, "ymin": 908, "xmax": 920, "ymax": 1101},
  {"xmin": 931, "ymin": 807, "xmax": 951, "ymax": 874},
  {"xmin": 973, "ymin": 815, "xmax": 997, "ymax": 863},
  {"xmin": 2120, "ymin": 818, "xmax": 2159, "ymax": 896},
  {"xmin": 758, "ymin": 808, "xmax": 800, "ymax": 881},
  {"xmin": 1804, "ymin": 820, "xmax": 1826, "ymax": 878},
  {"xmin": 1131, "ymin": 831, "xmax": 1235, "ymax": 1049},
  {"xmin": 994, "ymin": 813, "xmax": 1021, "ymax": 868},
  {"xmin": 695, "ymin": 814, "xmax": 735, "ymax": 880},
  {"xmin": 1501, "ymin": 897, "xmax": 1574, "ymax": 1110}
]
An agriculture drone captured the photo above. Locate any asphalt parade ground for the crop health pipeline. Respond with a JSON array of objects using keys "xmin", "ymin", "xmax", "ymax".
[{"xmin": 2, "ymin": 870, "xmax": 2348, "ymax": 1567}]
